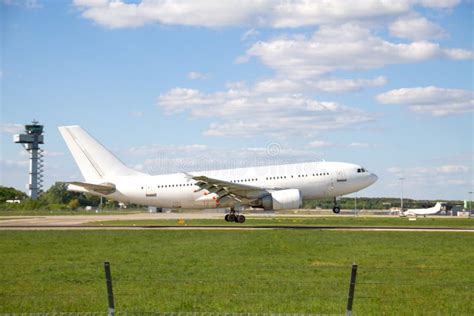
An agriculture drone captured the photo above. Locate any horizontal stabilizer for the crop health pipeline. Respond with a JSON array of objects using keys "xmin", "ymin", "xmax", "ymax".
[{"xmin": 67, "ymin": 181, "xmax": 116, "ymax": 195}]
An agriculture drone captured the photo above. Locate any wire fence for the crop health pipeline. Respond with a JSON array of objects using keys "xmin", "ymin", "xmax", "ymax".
[{"xmin": 0, "ymin": 262, "xmax": 472, "ymax": 315}]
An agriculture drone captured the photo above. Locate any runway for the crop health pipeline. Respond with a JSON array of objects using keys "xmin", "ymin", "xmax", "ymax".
[
  {"xmin": 0, "ymin": 212, "xmax": 224, "ymax": 226},
  {"xmin": 0, "ymin": 225, "xmax": 472, "ymax": 232}
]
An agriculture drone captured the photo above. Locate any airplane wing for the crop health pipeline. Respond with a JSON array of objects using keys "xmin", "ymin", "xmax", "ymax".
[
  {"xmin": 189, "ymin": 174, "xmax": 265, "ymax": 204},
  {"xmin": 67, "ymin": 181, "xmax": 116, "ymax": 195}
]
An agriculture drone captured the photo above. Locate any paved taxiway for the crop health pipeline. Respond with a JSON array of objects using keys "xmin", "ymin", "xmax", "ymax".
[{"xmin": 0, "ymin": 212, "xmax": 223, "ymax": 226}]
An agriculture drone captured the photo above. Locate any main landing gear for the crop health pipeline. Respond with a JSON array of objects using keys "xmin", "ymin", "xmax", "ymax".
[
  {"xmin": 332, "ymin": 197, "xmax": 341, "ymax": 214},
  {"xmin": 225, "ymin": 209, "xmax": 246, "ymax": 223}
]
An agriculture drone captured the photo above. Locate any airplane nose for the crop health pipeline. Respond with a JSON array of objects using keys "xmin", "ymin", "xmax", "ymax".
[{"xmin": 369, "ymin": 173, "xmax": 378, "ymax": 184}]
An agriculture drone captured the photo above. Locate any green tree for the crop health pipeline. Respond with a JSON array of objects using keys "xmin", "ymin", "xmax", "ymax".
[
  {"xmin": 68, "ymin": 198, "xmax": 79, "ymax": 210},
  {"xmin": 40, "ymin": 182, "xmax": 74, "ymax": 205},
  {"xmin": 0, "ymin": 186, "xmax": 27, "ymax": 203},
  {"xmin": 78, "ymin": 193, "xmax": 101, "ymax": 207}
]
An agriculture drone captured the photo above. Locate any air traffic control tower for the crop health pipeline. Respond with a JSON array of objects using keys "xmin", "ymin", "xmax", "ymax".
[{"xmin": 13, "ymin": 121, "xmax": 44, "ymax": 199}]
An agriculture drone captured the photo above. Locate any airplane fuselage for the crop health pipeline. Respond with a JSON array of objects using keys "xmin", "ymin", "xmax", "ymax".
[
  {"xmin": 102, "ymin": 161, "xmax": 377, "ymax": 209},
  {"xmin": 59, "ymin": 125, "xmax": 378, "ymax": 220},
  {"xmin": 402, "ymin": 202, "xmax": 443, "ymax": 217}
]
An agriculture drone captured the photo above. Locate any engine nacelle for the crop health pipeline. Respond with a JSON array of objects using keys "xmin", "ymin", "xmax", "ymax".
[{"xmin": 260, "ymin": 189, "xmax": 303, "ymax": 210}]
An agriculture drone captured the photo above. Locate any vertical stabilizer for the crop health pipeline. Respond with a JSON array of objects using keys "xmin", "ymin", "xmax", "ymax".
[{"xmin": 58, "ymin": 125, "xmax": 142, "ymax": 183}]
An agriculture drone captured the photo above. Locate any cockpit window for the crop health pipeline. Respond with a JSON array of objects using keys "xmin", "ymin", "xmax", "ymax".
[{"xmin": 357, "ymin": 167, "xmax": 367, "ymax": 173}]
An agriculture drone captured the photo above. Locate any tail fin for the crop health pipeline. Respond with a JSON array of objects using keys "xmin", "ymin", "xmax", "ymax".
[{"xmin": 58, "ymin": 125, "xmax": 143, "ymax": 183}]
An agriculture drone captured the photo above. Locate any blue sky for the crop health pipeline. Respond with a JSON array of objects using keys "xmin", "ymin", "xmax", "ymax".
[{"xmin": 1, "ymin": 0, "xmax": 473, "ymax": 200}]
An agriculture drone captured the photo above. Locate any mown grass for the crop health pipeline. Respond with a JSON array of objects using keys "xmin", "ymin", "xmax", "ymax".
[
  {"xmin": 0, "ymin": 230, "xmax": 473, "ymax": 314},
  {"xmin": 89, "ymin": 216, "xmax": 474, "ymax": 228},
  {"xmin": 0, "ymin": 209, "xmax": 140, "ymax": 216}
]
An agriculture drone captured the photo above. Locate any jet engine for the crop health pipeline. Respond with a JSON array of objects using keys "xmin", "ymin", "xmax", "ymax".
[{"xmin": 258, "ymin": 189, "xmax": 303, "ymax": 210}]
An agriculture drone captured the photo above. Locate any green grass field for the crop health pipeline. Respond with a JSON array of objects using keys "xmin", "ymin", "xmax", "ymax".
[
  {"xmin": 1, "ymin": 230, "xmax": 473, "ymax": 314},
  {"xmin": 89, "ymin": 216, "xmax": 474, "ymax": 228},
  {"xmin": 0, "ymin": 209, "xmax": 140, "ymax": 216}
]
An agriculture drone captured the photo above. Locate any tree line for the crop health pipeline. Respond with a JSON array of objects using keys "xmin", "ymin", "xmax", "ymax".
[
  {"xmin": 0, "ymin": 184, "xmax": 464, "ymax": 211},
  {"xmin": 302, "ymin": 197, "xmax": 463, "ymax": 210},
  {"xmin": 0, "ymin": 183, "xmax": 104, "ymax": 211}
]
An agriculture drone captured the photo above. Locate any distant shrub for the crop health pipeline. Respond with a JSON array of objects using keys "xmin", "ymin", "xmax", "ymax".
[{"xmin": 46, "ymin": 203, "xmax": 69, "ymax": 211}]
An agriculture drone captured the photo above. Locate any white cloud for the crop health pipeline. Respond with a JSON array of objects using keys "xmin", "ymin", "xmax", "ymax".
[
  {"xmin": 308, "ymin": 140, "xmax": 333, "ymax": 148},
  {"xmin": 269, "ymin": 0, "xmax": 461, "ymax": 27},
  {"xmin": 0, "ymin": 123, "xmax": 24, "ymax": 135},
  {"xmin": 417, "ymin": 0, "xmax": 460, "ymax": 9},
  {"xmin": 128, "ymin": 143, "xmax": 208, "ymax": 156},
  {"xmin": 376, "ymin": 86, "xmax": 474, "ymax": 116},
  {"xmin": 73, "ymin": 0, "xmax": 461, "ymax": 29},
  {"xmin": 42, "ymin": 151, "xmax": 65, "ymax": 157},
  {"xmin": 74, "ymin": 0, "xmax": 108, "ymax": 5},
  {"xmin": 241, "ymin": 28, "xmax": 260, "ymax": 42},
  {"xmin": 386, "ymin": 163, "xmax": 472, "ymax": 189},
  {"xmin": 1, "ymin": 0, "xmax": 42, "ymax": 9},
  {"xmin": 387, "ymin": 164, "xmax": 470, "ymax": 177},
  {"xmin": 445, "ymin": 179, "xmax": 469, "ymax": 185},
  {"xmin": 349, "ymin": 142, "xmax": 371, "ymax": 148},
  {"xmin": 443, "ymin": 48, "xmax": 474, "ymax": 60},
  {"xmin": 387, "ymin": 167, "xmax": 402, "ymax": 174},
  {"xmin": 436, "ymin": 165, "xmax": 470, "ymax": 174},
  {"xmin": 389, "ymin": 15, "xmax": 447, "ymax": 40},
  {"xmin": 242, "ymin": 24, "xmax": 472, "ymax": 79},
  {"xmin": 254, "ymin": 76, "xmax": 387, "ymax": 94},
  {"xmin": 0, "ymin": 158, "xmax": 28, "ymax": 168},
  {"xmin": 157, "ymin": 85, "xmax": 373, "ymax": 138},
  {"xmin": 188, "ymin": 71, "xmax": 209, "ymax": 80},
  {"xmin": 311, "ymin": 76, "xmax": 387, "ymax": 92},
  {"xmin": 73, "ymin": 0, "xmax": 270, "ymax": 29},
  {"xmin": 127, "ymin": 142, "xmax": 323, "ymax": 175}
]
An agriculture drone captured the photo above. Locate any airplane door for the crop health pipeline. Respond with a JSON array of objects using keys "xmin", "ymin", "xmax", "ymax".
[
  {"xmin": 336, "ymin": 170, "xmax": 347, "ymax": 182},
  {"xmin": 145, "ymin": 185, "xmax": 157, "ymax": 197},
  {"xmin": 326, "ymin": 170, "xmax": 334, "ymax": 195}
]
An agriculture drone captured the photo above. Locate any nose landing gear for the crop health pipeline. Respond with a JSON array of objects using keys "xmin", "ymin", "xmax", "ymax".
[
  {"xmin": 332, "ymin": 197, "xmax": 341, "ymax": 214},
  {"xmin": 224, "ymin": 208, "xmax": 246, "ymax": 223}
]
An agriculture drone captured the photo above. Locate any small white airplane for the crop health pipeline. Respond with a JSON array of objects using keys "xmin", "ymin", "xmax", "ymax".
[
  {"xmin": 59, "ymin": 126, "xmax": 378, "ymax": 223},
  {"xmin": 401, "ymin": 202, "xmax": 444, "ymax": 217}
]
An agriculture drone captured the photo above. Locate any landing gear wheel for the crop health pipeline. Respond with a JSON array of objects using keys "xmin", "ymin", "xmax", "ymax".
[
  {"xmin": 224, "ymin": 214, "xmax": 230, "ymax": 222},
  {"xmin": 333, "ymin": 206, "xmax": 341, "ymax": 214},
  {"xmin": 236, "ymin": 214, "xmax": 246, "ymax": 223},
  {"xmin": 228, "ymin": 213, "xmax": 236, "ymax": 222}
]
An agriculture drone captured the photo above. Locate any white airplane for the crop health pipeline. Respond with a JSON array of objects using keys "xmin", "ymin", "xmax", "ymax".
[
  {"xmin": 401, "ymin": 202, "xmax": 443, "ymax": 217},
  {"xmin": 58, "ymin": 126, "xmax": 378, "ymax": 223}
]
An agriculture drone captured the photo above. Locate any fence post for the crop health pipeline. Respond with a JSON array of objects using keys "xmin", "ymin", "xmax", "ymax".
[
  {"xmin": 104, "ymin": 261, "xmax": 115, "ymax": 316},
  {"xmin": 346, "ymin": 263, "xmax": 358, "ymax": 316}
]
